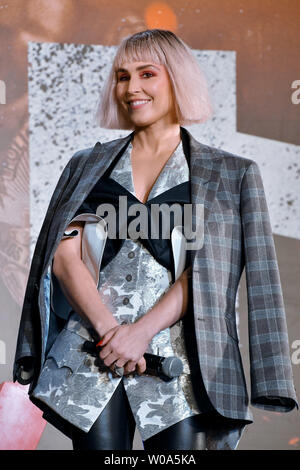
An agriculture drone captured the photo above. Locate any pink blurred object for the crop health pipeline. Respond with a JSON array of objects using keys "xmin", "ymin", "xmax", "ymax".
[{"xmin": 0, "ymin": 381, "xmax": 46, "ymax": 450}]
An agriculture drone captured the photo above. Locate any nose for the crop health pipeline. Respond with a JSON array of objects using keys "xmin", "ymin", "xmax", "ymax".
[{"xmin": 126, "ymin": 75, "xmax": 142, "ymax": 94}]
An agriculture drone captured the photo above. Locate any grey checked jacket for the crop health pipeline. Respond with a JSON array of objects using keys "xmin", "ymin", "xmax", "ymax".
[{"xmin": 13, "ymin": 126, "xmax": 298, "ymax": 428}]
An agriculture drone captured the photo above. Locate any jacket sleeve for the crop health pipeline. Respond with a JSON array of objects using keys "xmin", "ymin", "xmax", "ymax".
[
  {"xmin": 13, "ymin": 154, "xmax": 75, "ymax": 385},
  {"xmin": 240, "ymin": 160, "xmax": 298, "ymax": 412}
]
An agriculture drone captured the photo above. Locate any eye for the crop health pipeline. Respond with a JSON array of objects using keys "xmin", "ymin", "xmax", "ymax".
[
  {"xmin": 118, "ymin": 71, "xmax": 154, "ymax": 81},
  {"xmin": 142, "ymin": 72, "xmax": 154, "ymax": 78}
]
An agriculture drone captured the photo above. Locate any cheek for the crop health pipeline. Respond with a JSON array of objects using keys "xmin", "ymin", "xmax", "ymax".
[
  {"xmin": 151, "ymin": 87, "xmax": 172, "ymax": 108},
  {"xmin": 155, "ymin": 82, "xmax": 174, "ymax": 107},
  {"xmin": 149, "ymin": 78, "xmax": 168, "ymax": 97},
  {"xmin": 115, "ymin": 85, "xmax": 124, "ymax": 101}
]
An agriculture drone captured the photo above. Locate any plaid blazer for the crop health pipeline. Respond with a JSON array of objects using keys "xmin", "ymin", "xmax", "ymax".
[{"xmin": 13, "ymin": 126, "xmax": 298, "ymax": 425}]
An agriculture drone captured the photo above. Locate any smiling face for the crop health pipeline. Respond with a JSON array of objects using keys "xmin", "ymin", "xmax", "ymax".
[{"xmin": 115, "ymin": 61, "xmax": 178, "ymax": 128}]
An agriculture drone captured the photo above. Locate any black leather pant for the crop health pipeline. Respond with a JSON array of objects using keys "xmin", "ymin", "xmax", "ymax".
[{"xmin": 71, "ymin": 380, "xmax": 207, "ymax": 450}]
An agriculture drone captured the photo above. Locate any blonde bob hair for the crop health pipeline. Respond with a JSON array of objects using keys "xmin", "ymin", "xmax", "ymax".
[{"xmin": 95, "ymin": 29, "xmax": 213, "ymax": 129}]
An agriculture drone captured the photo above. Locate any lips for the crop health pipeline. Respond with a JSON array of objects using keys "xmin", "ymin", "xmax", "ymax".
[{"xmin": 128, "ymin": 99, "xmax": 151, "ymax": 109}]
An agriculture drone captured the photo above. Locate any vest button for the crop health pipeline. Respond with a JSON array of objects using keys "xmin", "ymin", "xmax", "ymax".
[
  {"xmin": 128, "ymin": 251, "xmax": 135, "ymax": 258},
  {"xmin": 126, "ymin": 274, "xmax": 132, "ymax": 282},
  {"xmin": 123, "ymin": 297, "xmax": 129, "ymax": 305}
]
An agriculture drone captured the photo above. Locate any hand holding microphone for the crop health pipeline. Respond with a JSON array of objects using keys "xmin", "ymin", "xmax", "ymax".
[
  {"xmin": 82, "ymin": 340, "xmax": 183, "ymax": 381},
  {"xmin": 108, "ymin": 352, "xmax": 184, "ymax": 381},
  {"xmin": 83, "ymin": 320, "xmax": 184, "ymax": 380}
]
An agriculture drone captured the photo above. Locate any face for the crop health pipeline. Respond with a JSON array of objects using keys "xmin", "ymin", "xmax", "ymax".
[{"xmin": 115, "ymin": 61, "xmax": 177, "ymax": 128}]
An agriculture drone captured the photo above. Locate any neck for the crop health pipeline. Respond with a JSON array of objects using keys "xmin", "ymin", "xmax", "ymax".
[{"xmin": 131, "ymin": 123, "xmax": 181, "ymax": 155}]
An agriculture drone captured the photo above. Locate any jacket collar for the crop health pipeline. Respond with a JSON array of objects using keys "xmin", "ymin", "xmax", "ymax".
[
  {"xmin": 81, "ymin": 126, "xmax": 222, "ymax": 225},
  {"xmin": 55, "ymin": 126, "xmax": 223, "ymax": 267}
]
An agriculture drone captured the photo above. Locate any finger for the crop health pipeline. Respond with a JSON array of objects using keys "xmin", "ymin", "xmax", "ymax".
[
  {"xmin": 98, "ymin": 331, "xmax": 120, "ymax": 359},
  {"xmin": 99, "ymin": 346, "xmax": 112, "ymax": 360},
  {"xmin": 136, "ymin": 357, "xmax": 147, "ymax": 375},
  {"xmin": 97, "ymin": 326, "xmax": 119, "ymax": 348},
  {"xmin": 103, "ymin": 352, "xmax": 119, "ymax": 367},
  {"xmin": 114, "ymin": 358, "xmax": 128, "ymax": 368},
  {"xmin": 123, "ymin": 360, "xmax": 136, "ymax": 375}
]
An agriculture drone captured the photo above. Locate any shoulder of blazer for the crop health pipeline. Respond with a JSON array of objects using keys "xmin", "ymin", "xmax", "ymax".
[
  {"xmin": 69, "ymin": 134, "xmax": 130, "ymax": 172},
  {"xmin": 68, "ymin": 144, "xmax": 100, "ymax": 172},
  {"xmin": 205, "ymin": 143, "xmax": 256, "ymax": 166},
  {"xmin": 198, "ymin": 142, "xmax": 259, "ymax": 177}
]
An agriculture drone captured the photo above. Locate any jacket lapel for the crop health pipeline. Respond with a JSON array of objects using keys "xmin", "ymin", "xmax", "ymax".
[
  {"xmin": 67, "ymin": 133, "xmax": 135, "ymax": 221},
  {"xmin": 47, "ymin": 128, "xmax": 223, "ymax": 285},
  {"xmin": 171, "ymin": 128, "xmax": 223, "ymax": 276},
  {"xmin": 63, "ymin": 127, "xmax": 222, "ymax": 234},
  {"xmin": 187, "ymin": 127, "xmax": 223, "ymax": 228},
  {"xmin": 86, "ymin": 129, "xmax": 223, "ymax": 282},
  {"xmin": 47, "ymin": 133, "xmax": 135, "ymax": 264}
]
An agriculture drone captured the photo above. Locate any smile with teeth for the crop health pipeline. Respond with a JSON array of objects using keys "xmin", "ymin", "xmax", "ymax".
[{"xmin": 128, "ymin": 99, "xmax": 151, "ymax": 109}]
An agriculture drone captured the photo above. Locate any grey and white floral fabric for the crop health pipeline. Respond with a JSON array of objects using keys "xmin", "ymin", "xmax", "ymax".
[{"xmin": 32, "ymin": 139, "xmax": 207, "ymax": 441}]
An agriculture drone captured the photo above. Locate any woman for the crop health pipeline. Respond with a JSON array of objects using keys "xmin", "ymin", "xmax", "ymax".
[{"xmin": 14, "ymin": 29, "xmax": 298, "ymax": 451}]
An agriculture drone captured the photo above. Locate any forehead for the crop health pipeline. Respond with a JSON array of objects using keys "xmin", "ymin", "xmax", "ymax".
[{"xmin": 116, "ymin": 62, "xmax": 162, "ymax": 73}]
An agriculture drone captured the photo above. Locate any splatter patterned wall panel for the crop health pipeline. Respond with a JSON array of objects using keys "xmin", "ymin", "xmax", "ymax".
[{"xmin": 28, "ymin": 41, "xmax": 300, "ymax": 258}]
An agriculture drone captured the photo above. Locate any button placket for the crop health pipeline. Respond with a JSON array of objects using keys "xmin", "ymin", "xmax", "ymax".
[{"xmin": 123, "ymin": 246, "xmax": 135, "ymax": 305}]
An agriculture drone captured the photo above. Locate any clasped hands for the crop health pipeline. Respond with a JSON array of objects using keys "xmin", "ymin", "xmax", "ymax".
[{"xmin": 98, "ymin": 322, "xmax": 150, "ymax": 376}]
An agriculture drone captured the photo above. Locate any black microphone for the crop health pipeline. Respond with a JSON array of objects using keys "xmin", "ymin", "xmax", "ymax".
[
  {"xmin": 82, "ymin": 340, "xmax": 183, "ymax": 381},
  {"xmin": 143, "ymin": 352, "xmax": 183, "ymax": 381}
]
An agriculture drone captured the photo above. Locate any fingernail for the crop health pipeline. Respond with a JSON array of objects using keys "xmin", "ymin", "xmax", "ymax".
[{"xmin": 96, "ymin": 340, "xmax": 103, "ymax": 347}]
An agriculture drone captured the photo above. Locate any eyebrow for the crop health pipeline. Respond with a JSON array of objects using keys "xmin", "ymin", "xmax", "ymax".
[{"xmin": 116, "ymin": 64, "xmax": 160, "ymax": 73}]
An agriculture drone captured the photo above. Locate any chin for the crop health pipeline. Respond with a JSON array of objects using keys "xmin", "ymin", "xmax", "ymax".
[{"xmin": 131, "ymin": 115, "xmax": 160, "ymax": 126}]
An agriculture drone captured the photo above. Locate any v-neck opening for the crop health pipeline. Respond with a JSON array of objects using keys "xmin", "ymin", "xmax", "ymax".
[
  {"xmin": 106, "ymin": 176, "xmax": 190, "ymax": 205},
  {"xmin": 128, "ymin": 139, "xmax": 183, "ymax": 204}
]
